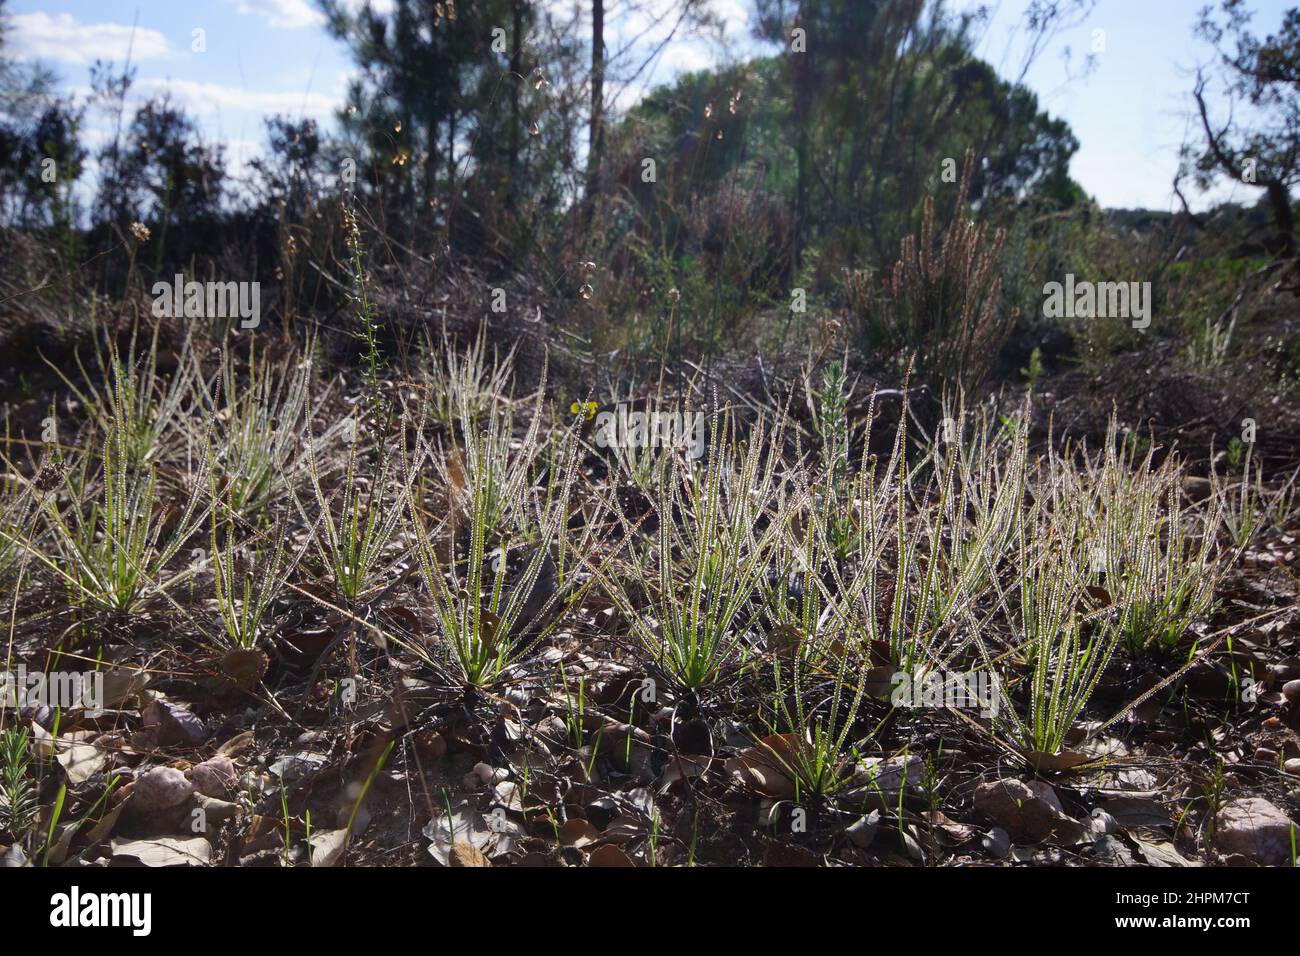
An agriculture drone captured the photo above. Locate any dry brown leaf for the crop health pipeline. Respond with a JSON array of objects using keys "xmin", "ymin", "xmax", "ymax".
[
  {"xmin": 56, "ymin": 741, "xmax": 108, "ymax": 785},
  {"xmin": 216, "ymin": 730, "xmax": 256, "ymax": 759},
  {"xmin": 559, "ymin": 818, "xmax": 600, "ymax": 847},
  {"xmin": 588, "ymin": 844, "xmax": 635, "ymax": 867},
  {"xmin": 726, "ymin": 733, "xmax": 799, "ymax": 800},
  {"xmin": 923, "ymin": 810, "xmax": 976, "ymax": 846},
  {"xmin": 1102, "ymin": 796, "xmax": 1170, "ymax": 830},
  {"xmin": 1017, "ymin": 748, "xmax": 1092, "ymax": 772},
  {"xmin": 308, "ymin": 828, "xmax": 349, "ymax": 867},
  {"xmin": 110, "ymin": 836, "xmax": 211, "ymax": 867}
]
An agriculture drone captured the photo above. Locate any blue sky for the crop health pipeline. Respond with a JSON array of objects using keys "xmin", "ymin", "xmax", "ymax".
[
  {"xmin": 960, "ymin": 0, "xmax": 1293, "ymax": 210},
  {"xmin": 3, "ymin": 0, "xmax": 1290, "ymax": 211},
  {"xmin": 6, "ymin": 0, "xmax": 357, "ymax": 181}
]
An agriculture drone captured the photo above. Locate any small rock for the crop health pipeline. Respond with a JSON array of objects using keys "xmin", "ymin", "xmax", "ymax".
[
  {"xmin": 462, "ymin": 762, "xmax": 505, "ymax": 790},
  {"xmin": 1254, "ymin": 747, "xmax": 1279, "ymax": 764},
  {"xmin": 1284, "ymin": 758, "xmax": 1300, "ymax": 775},
  {"xmin": 186, "ymin": 756, "xmax": 237, "ymax": 798},
  {"xmin": 1214, "ymin": 798, "xmax": 1298, "ymax": 866},
  {"xmin": 1283, "ymin": 679, "xmax": 1300, "ymax": 704},
  {"xmin": 449, "ymin": 841, "xmax": 491, "ymax": 867},
  {"xmin": 982, "ymin": 826, "xmax": 1011, "ymax": 859},
  {"xmin": 194, "ymin": 793, "xmax": 239, "ymax": 825},
  {"xmin": 846, "ymin": 810, "xmax": 881, "ymax": 849},
  {"xmin": 131, "ymin": 766, "xmax": 195, "ymax": 811},
  {"xmin": 973, "ymin": 779, "xmax": 1087, "ymax": 843}
]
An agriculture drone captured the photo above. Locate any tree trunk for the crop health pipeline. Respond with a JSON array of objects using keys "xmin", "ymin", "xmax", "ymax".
[
  {"xmin": 587, "ymin": 0, "xmax": 605, "ymax": 201},
  {"xmin": 791, "ymin": 1, "xmax": 811, "ymax": 269},
  {"xmin": 508, "ymin": 0, "xmax": 524, "ymax": 212},
  {"xmin": 1266, "ymin": 178, "xmax": 1296, "ymax": 255}
]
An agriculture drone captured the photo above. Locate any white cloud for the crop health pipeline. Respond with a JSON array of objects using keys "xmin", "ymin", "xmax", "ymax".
[
  {"xmin": 657, "ymin": 42, "xmax": 715, "ymax": 76},
  {"xmin": 215, "ymin": 136, "xmax": 267, "ymax": 179},
  {"xmin": 233, "ymin": 0, "xmax": 395, "ymax": 28},
  {"xmin": 7, "ymin": 12, "xmax": 170, "ymax": 65},
  {"xmin": 711, "ymin": 0, "xmax": 751, "ymax": 40},
  {"xmin": 133, "ymin": 77, "xmax": 338, "ymax": 118},
  {"xmin": 364, "ymin": 0, "xmax": 398, "ymax": 15},
  {"xmin": 226, "ymin": 0, "xmax": 326, "ymax": 30},
  {"xmin": 334, "ymin": 0, "xmax": 397, "ymax": 17}
]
